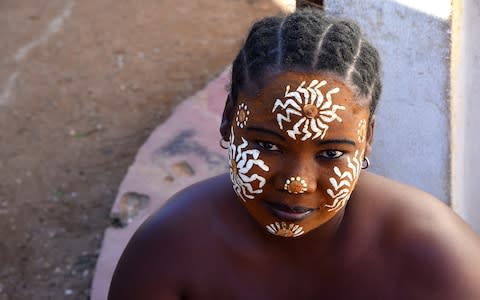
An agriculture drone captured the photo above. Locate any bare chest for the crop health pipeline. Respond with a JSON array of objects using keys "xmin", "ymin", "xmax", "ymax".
[{"xmin": 183, "ymin": 250, "xmax": 399, "ymax": 300}]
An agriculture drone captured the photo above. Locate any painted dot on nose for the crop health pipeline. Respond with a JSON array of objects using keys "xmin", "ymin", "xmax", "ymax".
[{"xmin": 284, "ymin": 177, "xmax": 308, "ymax": 194}]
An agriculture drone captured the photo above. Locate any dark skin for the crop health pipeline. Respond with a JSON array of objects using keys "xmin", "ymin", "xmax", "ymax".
[{"xmin": 109, "ymin": 74, "xmax": 480, "ymax": 300}]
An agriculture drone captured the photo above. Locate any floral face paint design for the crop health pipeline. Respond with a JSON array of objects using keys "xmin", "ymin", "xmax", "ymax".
[
  {"xmin": 272, "ymin": 80, "xmax": 346, "ymax": 141},
  {"xmin": 357, "ymin": 119, "xmax": 367, "ymax": 143},
  {"xmin": 324, "ymin": 150, "xmax": 363, "ymax": 212},
  {"xmin": 235, "ymin": 103, "xmax": 250, "ymax": 128},
  {"xmin": 228, "ymin": 128, "xmax": 270, "ymax": 201},
  {"xmin": 229, "ymin": 71, "xmax": 372, "ymax": 238},
  {"xmin": 266, "ymin": 221, "xmax": 304, "ymax": 237}
]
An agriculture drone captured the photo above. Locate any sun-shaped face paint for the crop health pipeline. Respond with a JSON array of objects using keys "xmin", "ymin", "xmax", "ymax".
[
  {"xmin": 228, "ymin": 127, "xmax": 270, "ymax": 201},
  {"xmin": 284, "ymin": 176, "xmax": 308, "ymax": 194},
  {"xmin": 266, "ymin": 222, "xmax": 304, "ymax": 237},
  {"xmin": 227, "ymin": 72, "xmax": 371, "ymax": 238},
  {"xmin": 272, "ymin": 80, "xmax": 346, "ymax": 141},
  {"xmin": 235, "ymin": 103, "xmax": 250, "ymax": 128}
]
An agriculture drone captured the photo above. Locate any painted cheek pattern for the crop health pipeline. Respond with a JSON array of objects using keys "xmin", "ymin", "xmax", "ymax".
[
  {"xmin": 357, "ymin": 119, "xmax": 367, "ymax": 143},
  {"xmin": 235, "ymin": 103, "xmax": 250, "ymax": 128},
  {"xmin": 228, "ymin": 128, "xmax": 270, "ymax": 201},
  {"xmin": 324, "ymin": 150, "xmax": 363, "ymax": 213},
  {"xmin": 266, "ymin": 221, "xmax": 304, "ymax": 237},
  {"xmin": 272, "ymin": 80, "xmax": 346, "ymax": 141}
]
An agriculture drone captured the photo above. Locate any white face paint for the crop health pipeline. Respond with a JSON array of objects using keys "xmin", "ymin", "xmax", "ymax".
[
  {"xmin": 284, "ymin": 176, "xmax": 308, "ymax": 194},
  {"xmin": 272, "ymin": 80, "xmax": 346, "ymax": 141},
  {"xmin": 324, "ymin": 150, "xmax": 363, "ymax": 212},
  {"xmin": 266, "ymin": 221, "xmax": 304, "ymax": 237},
  {"xmin": 357, "ymin": 119, "xmax": 367, "ymax": 143},
  {"xmin": 235, "ymin": 103, "xmax": 250, "ymax": 128},
  {"xmin": 228, "ymin": 128, "xmax": 270, "ymax": 201}
]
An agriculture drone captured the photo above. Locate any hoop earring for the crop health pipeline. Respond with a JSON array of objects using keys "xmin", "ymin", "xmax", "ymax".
[
  {"xmin": 362, "ymin": 157, "xmax": 370, "ymax": 169},
  {"xmin": 219, "ymin": 138, "xmax": 229, "ymax": 149}
]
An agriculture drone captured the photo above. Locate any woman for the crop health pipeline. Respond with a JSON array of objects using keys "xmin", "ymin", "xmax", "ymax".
[{"xmin": 109, "ymin": 9, "xmax": 480, "ymax": 299}]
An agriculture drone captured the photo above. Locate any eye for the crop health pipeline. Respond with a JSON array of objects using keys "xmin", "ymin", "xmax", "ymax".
[
  {"xmin": 317, "ymin": 150, "xmax": 344, "ymax": 159},
  {"xmin": 256, "ymin": 141, "xmax": 280, "ymax": 152}
]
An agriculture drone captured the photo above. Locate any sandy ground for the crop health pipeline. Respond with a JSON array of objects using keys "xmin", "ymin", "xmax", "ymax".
[{"xmin": 0, "ymin": 1, "xmax": 282, "ymax": 298}]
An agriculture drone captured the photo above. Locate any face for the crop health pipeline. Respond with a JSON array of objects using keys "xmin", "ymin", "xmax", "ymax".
[{"xmin": 225, "ymin": 72, "xmax": 373, "ymax": 238}]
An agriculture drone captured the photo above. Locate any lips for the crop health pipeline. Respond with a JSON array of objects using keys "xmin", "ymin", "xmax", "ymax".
[{"xmin": 266, "ymin": 201, "xmax": 316, "ymax": 221}]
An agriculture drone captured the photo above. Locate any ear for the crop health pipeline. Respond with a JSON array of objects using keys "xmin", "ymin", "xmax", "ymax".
[
  {"xmin": 365, "ymin": 114, "xmax": 376, "ymax": 157},
  {"xmin": 220, "ymin": 94, "xmax": 235, "ymax": 141}
]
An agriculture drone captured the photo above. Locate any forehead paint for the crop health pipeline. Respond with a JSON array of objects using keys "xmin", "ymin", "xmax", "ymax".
[
  {"xmin": 324, "ymin": 150, "xmax": 363, "ymax": 212},
  {"xmin": 228, "ymin": 128, "xmax": 270, "ymax": 201},
  {"xmin": 357, "ymin": 119, "xmax": 367, "ymax": 143},
  {"xmin": 272, "ymin": 80, "xmax": 346, "ymax": 141},
  {"xmin": 235, "ymin": 103, "xmax": 250, "ymax": 129},
  {"xmin": 266, "ymin": 222, "xmax": 304, "ymax": 237}
]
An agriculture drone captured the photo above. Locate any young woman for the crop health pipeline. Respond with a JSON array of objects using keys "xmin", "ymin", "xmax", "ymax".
[{"xmin": 109, "ymin": 9, "xmax": 480, "ymax": 299}]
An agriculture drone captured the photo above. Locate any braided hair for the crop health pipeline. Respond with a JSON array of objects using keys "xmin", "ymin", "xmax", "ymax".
[{"xmin": 230, "ymin": 9, "xmax": 382, "ymax": 115}]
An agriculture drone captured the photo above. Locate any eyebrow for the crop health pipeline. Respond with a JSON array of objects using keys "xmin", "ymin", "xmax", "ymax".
[
  {"xmin": 246, "ymin": 126, "xmax": 286, "ymax": 141},
  {"xmin": 318, "ymin": 139, "xmax": 356, "ymax": 146},
  {"xmin": 246, "ymin": 126, "xmax": 356, "ymax": 146}
]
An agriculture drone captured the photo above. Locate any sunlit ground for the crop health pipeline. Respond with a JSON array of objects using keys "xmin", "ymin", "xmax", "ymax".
[{"xmin": 273, "ymin": 0, "xmax": 296, "ymax": 12}]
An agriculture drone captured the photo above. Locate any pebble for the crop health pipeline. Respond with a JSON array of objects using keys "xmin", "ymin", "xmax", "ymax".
[
  {"xmin": 172, "ymin": 161, "xmax": 195, "ymax": 176},
  {"xmin": 111, "ymin": 192, "xmax": 150, "ymax": 227}
]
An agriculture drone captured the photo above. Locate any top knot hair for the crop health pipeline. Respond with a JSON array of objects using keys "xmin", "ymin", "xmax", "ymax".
[{"xmin": 230, "ymin": 9, "xmax": 382, "ymax": 114}]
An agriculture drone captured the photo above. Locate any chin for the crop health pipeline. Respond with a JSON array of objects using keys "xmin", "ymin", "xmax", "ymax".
[{"xmin": 243, "ymin": 200, "xmax": 341, "ymax": 238}]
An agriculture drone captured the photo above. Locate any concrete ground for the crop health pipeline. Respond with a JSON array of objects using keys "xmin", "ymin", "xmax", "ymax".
[{"xmin": 0, "ymin": 1, "xmax": 284, "ymax": 298}]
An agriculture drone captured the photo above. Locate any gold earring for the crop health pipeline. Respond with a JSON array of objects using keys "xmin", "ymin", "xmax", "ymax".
[{"xmin": 284, "ymin": 176, "xmax": 308, "ymax": 194}]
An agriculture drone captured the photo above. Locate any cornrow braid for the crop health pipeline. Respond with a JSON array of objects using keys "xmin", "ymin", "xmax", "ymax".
[{"xmin": 230, "ymin": 8, "xmax": 382, "ymax": 114}]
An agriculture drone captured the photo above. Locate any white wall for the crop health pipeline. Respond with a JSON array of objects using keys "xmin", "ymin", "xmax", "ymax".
[
  {"xmin": 451, "ymin": 0, "xmax": 480, "ymax": 233},
  {"xmin": 325, "ymin": 0, "xmax": 451, "ymax": 203}
]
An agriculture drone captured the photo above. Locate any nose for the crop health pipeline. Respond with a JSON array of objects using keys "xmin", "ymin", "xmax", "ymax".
[{"xmin": 277, "ymin": 158, "xmax": 318, "ymax": 194}]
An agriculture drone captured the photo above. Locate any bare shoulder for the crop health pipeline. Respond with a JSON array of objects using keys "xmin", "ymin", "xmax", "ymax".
[
  {"xmin": 358, "ymin": 172, "xmax": 480, "ymax": 299},
  {"xmin": 108, "ymin": 174, "xmax": 235, "ymax": 300}
]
